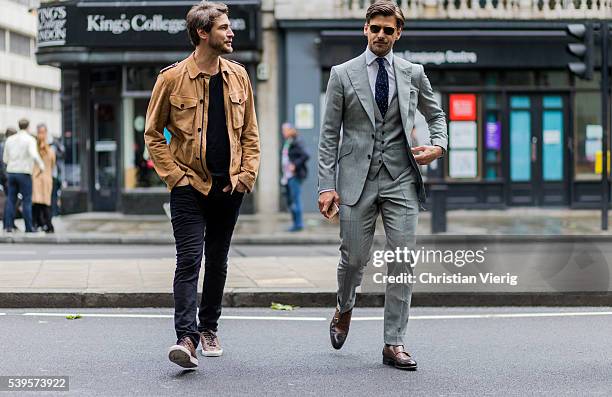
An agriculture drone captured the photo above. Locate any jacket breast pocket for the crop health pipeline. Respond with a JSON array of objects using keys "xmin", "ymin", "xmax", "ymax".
[
  {"xmin": 169, "ymin": 95, "xmax": 198, "ymax": 133},
  {"xmin": 230, "ymin": 90, "xmax": 246, "ymax": 130}
]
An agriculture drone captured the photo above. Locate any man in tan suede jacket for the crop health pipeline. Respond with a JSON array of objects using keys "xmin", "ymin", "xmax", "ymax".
[{"xmin": 144, "ymin": 1, "xmax": 260, "ymax": 370}]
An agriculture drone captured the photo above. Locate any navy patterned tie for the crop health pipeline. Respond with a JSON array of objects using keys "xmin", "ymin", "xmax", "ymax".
[{"xmin": 375, "ymin": 57, "xmax": 389, "ymax": 118}]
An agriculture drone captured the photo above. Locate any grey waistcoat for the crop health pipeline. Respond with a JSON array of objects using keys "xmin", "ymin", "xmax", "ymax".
[{"xmin": 367, "ymin": 93, "xmax": 413, "ymax": 180}]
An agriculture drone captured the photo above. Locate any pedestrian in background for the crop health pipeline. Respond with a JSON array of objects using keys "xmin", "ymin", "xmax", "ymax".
[
  {"xmin": 1, "ymin": 127, "xmax": 18, "ymax": 232},
  {"xmin": 32, "ymin": 124, "xmax": 56, "ymax": 233},
  {"xmin": 281, "ymin": 122, "xmax": 309, "ymax": 232},
  {"xmin": 2, "ymin": 119, "xmax": 45, "ymax": 233}
]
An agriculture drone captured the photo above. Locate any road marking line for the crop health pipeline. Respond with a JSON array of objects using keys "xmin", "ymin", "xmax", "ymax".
[
  {"xmin": 21, "ymin": 313, "xmax": 326, "ymax": 321},
  {"xmin": 354, "ymin": 312, "xmax": 612, "ymax": 321},
  {"xmin": 18, "ymin": 311, "xmax": 612, "ymax": 321},
  {"xmin": 0, "ymin": 313, "xmax": 6, "ymax": 316}
]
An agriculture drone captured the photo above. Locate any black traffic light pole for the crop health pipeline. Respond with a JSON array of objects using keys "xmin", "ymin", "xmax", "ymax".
[{"xmin": 601, "ymin": 22, "xmax": 609, "ymax": 230}]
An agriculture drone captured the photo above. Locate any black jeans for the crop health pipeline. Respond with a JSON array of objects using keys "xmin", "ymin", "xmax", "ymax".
[{"xmin": 170, "ymin": 178, "xmax": 243, "ymax": 346}]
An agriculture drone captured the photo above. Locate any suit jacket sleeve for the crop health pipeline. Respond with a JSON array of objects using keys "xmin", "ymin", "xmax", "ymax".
[
  {"xmin": 416, "ymin": 64, "xmax": 448, "ymax": 154},
  {"xmin": 318, "ymin": 66, "xmax": 344, "ymax": 192}
]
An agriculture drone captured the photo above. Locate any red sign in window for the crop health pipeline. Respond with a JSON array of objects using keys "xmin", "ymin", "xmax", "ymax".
[{"xmin": 449, "ymin": 94, "xmax": 477, "ymax": 121}]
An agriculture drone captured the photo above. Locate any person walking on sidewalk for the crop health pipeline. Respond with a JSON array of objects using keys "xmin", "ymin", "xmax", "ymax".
[
  {"xmin": 32, "ymin": 124, "xmax": 56, "ymax": 233},
  {"xmin": 1, "ymin": 127, "xmax": 17, "ymax": 232},
  {"xmin": 2, "ymin": 119, "xmax": 45, "ymax": 233},
  {"xmin": 281, "ymin": 122, "xmax": 309, "ymax": 232},
  {"xmin": 145, "ymin": 1, "xmax": 260, "ymax": 369},
  {"xmin": 318, "ymin": 0, "xmax": 447, "ymax": 371}
]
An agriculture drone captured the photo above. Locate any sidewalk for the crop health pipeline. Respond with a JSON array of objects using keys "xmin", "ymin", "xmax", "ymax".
[
  {"xmin": 2, "ymin": 253, "xmax": 612, "ymax": 308},
  {"xmin": 3, "ymin": 208, "xmax": 612, "ymax": 244}
]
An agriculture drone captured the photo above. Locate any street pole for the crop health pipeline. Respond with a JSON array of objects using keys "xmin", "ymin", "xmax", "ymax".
[{"xmin": 602, "ymin": 21, "xmax": 609, "ymax": 231}]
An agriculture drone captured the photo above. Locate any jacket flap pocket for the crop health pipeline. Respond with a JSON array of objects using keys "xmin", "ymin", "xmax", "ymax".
[
  {"xmin": 229, "ymin": 91, "xmax": 246, "ymax": 105},
  {"xmin": 169, "ymin": 95, "xmax": 198, "ymax": 109}
]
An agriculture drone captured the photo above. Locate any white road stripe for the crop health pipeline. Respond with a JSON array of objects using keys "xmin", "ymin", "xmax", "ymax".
[
  {"xmin": 21, "ymin": 313, "xmax": 326, "ymax": 321},
  {"xmin": 0, "ymin": 313, "xmax": 6, "ymax": 316},
  {"xmin": 0, "ymin": 251, "xmax": 36, "ymax": 255},
  {"xmin": 354, "ymin": 311, "xmax": 612, "ymax": 321},
  {"xmin": 18, "ymin": 311, "xmax": 612, "ymax": 321}
]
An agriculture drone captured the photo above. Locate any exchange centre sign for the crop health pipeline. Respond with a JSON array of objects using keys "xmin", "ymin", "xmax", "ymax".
[{"xmin": 37, "ymin": 1, "xmax": 260, "ymax": 51}]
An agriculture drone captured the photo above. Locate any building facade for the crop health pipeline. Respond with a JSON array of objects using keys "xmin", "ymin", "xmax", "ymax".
[
  {"xmin": 1, "ymin": 0, "xmax": 60, "ymax": 138},
  {"xmin": 36, "ymin": 0, "xmax": 263, "ymax": 214},
  {"xmin": 276, "ymin": 0, "xmax": 612, "ymax": 211}
]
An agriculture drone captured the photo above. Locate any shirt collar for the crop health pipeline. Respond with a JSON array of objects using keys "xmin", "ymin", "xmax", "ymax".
[
  {"xmin": 187, "ymin": 52, "xmax": 232, "ymax": 80},
  {"xmin": 365, "ymin": 47, "xmax": 394, "ymax": 67}
]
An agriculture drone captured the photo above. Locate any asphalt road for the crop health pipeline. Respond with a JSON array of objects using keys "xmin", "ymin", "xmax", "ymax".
[
  {"xmin": 0, "ymin": 244, "xmax": 339, "ymax": 261},
  {"xmin": 0, "ymin": 307, "xmax": 611, "ymax": 396}
]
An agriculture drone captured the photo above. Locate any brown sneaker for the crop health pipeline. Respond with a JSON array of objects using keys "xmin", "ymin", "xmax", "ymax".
[
  {"xmin": 168, "ymin": 336, "xmax": 198, "ymax": 369},
  {"xmin": 200, "ymin": 329, "xmax": 223, "ymax": 357}
]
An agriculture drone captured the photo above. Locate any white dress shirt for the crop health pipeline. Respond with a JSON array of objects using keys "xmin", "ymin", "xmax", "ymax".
[
  {"xmin": 2, "ymin": 130, "xmax": 45, "ymax": 175},
  {"xmin": 365, "ymin": 47, "xmax": 396, "ymax": 105}
]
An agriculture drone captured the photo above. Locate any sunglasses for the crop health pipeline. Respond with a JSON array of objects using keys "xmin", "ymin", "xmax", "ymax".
[{"xmin": 369, "ymin": 25, "xmax": 396, "ymax": 35}]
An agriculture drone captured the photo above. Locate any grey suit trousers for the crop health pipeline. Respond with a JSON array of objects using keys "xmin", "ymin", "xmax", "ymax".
[{"xmin": 337, "ymin": 165, "xmax": 418, "ymax": 345}]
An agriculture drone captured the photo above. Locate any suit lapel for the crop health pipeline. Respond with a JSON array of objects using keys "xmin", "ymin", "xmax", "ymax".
[
  {"xmin": 394, "ymin": 57, "xmax": 413, "ymax": 134},
  {"xmin": 347, "ymin": 53, "xmax": 376, "ymax": 129}
]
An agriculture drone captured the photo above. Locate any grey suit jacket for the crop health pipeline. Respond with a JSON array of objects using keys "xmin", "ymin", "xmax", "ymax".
[{"xmin": 318, "ymin": 52, "xmax": 448, "ymax": 206}]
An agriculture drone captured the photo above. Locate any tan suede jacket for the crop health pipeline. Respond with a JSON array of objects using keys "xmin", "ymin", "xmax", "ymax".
[{"xmin": 144, "ymin": 53, "xmax": 260, "ymax": 195}]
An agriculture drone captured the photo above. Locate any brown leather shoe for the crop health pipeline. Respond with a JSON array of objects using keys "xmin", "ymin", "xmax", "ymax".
[
  {"xmin": 329, "ymin": 308, "xmax": 352, "ymax": 349},
  {"xmin": 168, "ymin": 336, "xmax": 198, "ymax": 369},
  {"xmin": 382, "ymin": 345, "xmax": 417, "ymax": 371}
]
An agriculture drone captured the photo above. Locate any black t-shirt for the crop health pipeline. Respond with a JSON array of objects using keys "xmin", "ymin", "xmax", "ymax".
[{"xmin": 205, "ymin": 72, "xmax": 230, "ymax": 177}]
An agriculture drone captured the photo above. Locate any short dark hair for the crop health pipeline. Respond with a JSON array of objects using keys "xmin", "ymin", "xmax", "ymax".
[
  {"xmin": 18, "ymin": 118, "xmax": 29, "ymax": 130},
  {"xmin": 365, "ymin": 0, "xmax": 405, "ymax": 29},
  {"xmin": 186, "ymin": 1, "xmax": 229, "ymax": 47}
]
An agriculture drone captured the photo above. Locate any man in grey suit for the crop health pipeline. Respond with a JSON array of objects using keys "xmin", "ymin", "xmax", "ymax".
[{"xmin": 317, "ymin": 0, "xmax": 447, "ymax": 371}]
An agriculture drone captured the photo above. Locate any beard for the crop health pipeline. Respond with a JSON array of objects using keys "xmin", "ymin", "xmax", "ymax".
[{"xmin": 210, "ymin": 36, "xmax": 233, "ymax": 54}]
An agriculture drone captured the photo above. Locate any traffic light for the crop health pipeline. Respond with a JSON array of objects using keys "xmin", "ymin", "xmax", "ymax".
[{"xmin": 566, "ymin": 23, "xmax": 594, "ymax": 80}]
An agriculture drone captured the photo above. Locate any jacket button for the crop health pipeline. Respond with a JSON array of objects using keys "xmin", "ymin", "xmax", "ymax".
[
  {"xmin": 371, "ymin": 134, "xmax": 375, "ymax": 139},
  {"xmin": 198, "ymin": 128, "xmax": 202, "ymax": 132},
  {"xmin": 382, "ymin": 150, "xmax": 385, "ymax": 153},
  {"xmin": 378, "ymin": 160, "xmax": 382, "ymax": 164},
  {"xmin": 200, "ymin": 99, "xmax": 203, "ymax": 104},
  {"xmin": 367, "ymin": 155, "xmax": 371, "ymax": 159},
  {"xmin": 180, "ymin": 104, "xmax": 184, "ymax": 109}
]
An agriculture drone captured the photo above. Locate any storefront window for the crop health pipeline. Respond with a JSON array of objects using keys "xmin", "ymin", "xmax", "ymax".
[
  {"xmin": 574, "ymin": 91, "xmax": 602, "ymax": 181},
  {"xmin": 538, "ymin": 71, "xmax": 570, "ymax": 87},
  {"xmin": 504, "ymin": 71, "xmax": 536, "ymax": 86},
  {"xmin": 125, "ymin": 66, "xmax": 160, "ymax": 92},
  {"xmin": 61, "ymin": 70, "xmax": 80, "ymax": 187},
  {"xmin": 123, "ymin": 97, "xmax": 164, "ymax": 188},
  {"xmin": 483, "ymin": 94, "xmax": 502, "ymax": 180},
  {"xmin": 446, "ymin": 93, "xmax": 479, "ymax": 180}
]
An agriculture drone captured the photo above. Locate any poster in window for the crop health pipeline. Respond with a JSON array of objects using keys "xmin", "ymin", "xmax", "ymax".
[
  {"xmin": 449, "ymin": 150, "xmax": 477, "ymax": 178},
  {"xmin": 449, "ymin": 94, "xmax": 477, "ymax": 121},
  {"xmin": 449, "ymin": 121, "xmax": 477, "ymax": 149}
]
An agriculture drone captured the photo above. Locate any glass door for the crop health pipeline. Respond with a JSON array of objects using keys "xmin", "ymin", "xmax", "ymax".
[
  {"xmin": 91, "ymin": 101, "xmax": 119, "ymax": 211},
  {"xmin": 507, "ymin": 95, "xmax": 568, "ymax": 206}
]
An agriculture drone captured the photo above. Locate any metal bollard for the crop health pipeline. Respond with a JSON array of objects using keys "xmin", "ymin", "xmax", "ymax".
[{"xmin": 430, "ymin": 183, "xmax": 447, "ymax": 234}]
